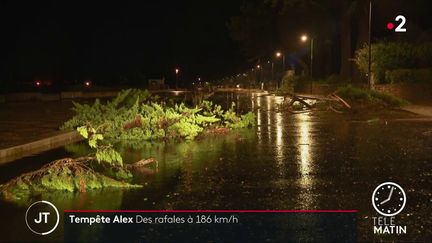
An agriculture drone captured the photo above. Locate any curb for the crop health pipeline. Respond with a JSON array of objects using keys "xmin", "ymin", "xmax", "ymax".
[
  {"xmin": 0, "ymin": 131, "xmax": 84, "ymax": 164},
  {"xmin": 400, "ymin": 105, "xmax": 432, "ymax": 118}
]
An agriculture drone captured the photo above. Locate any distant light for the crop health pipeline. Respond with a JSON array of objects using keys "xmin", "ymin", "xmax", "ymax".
[
  {"xmin": 84, "ymin": 80, "xmax": 91, "ymax": 87},
  {"xmin": 256, "ymin": 64, "xmax": 261, "ymax": 69},
  {"xmin": 35, "ymin": 80, "xmax": 41, "ymax": 87},
  {"xmin": 171, "ymin": 90, "xmax": 183, "ymax": 96},
  {"xmin": 198, "ymin": 77, "xmax": 201, "ymax": 81},
  {"xmin": 301, "ymin": 35, "xmax": 308, "ymax": 42},
  {"xmin": 276, "ymin": 52, "xmax": 282, "ymax": 57},
  {"xmin": 175, "ymin": 68, "xmax": 179, "ymax": 74},
  {"xmin": 236, "ymin": 84, "xmax": 240, "ymax": 88}
]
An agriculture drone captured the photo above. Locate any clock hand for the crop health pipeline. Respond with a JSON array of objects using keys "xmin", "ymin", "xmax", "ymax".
[
  {"xmin": 380, "ymin": 187, "xmax": 395, "ymax": 205},
  {"xmin": 387, "ymin": 187, "xmax": 394, "ymax": 200},
  {"xmin": 380, "ymin": 198, "xmax": 390, "ymax": 205}
]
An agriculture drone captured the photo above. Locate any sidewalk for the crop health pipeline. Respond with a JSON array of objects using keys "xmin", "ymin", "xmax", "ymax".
[{"xmin": 400, "ymin": 105, "xmax": 432, "ymax": 117}]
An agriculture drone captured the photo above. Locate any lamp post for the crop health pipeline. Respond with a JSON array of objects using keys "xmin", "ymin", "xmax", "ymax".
[
  {"xmin": 300, "ymin": 35, "xmax": 314, "ymax": 78},
  {"xmin": 271, "ymin": 62, "xmax": 274, "ymax": 82},
  {"xmin": 175, "ymin": 68, "xmax": 179, "ymax": 89},
  {"xmin": 368, "ymin": 0, "xmax": 372, "ymax": 90},
  {"xmin": 276, "ymin": 51, "xmax": 285, "ymax": 70},
  {"xmin": 275, "ymin": 51, "xmax": 285, "ymax": 89},
  {"xmin": 256, "ymin": 64, "xmax": 262, "ymax": 86},
  {"xmin": 301, "ymin": 34, "xmax": 314, "ymax": 93}
]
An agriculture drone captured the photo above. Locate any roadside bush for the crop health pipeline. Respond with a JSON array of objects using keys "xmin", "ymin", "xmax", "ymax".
[
  {"xmin": 277, "ymin": 74, "xmax": 309, "ymax": 94},
  {"xmin": 278, "ymin": 74, "xmax": 295, "ymax": 94},
  {"xmin": 324, "ymin": 74, "xmax": 346, "ymax": 84},
  {"xmin": 336, "ymin": 85, "xmax": 408, "ymax": 107},
  {"xmin": 314, "ymin": 74, "xmax": 349, "ymax": 85},
  {"xmin": 355, "ymin": 42, "xmax": 432, "ymax": 83},
  {"xmin": 385, "ymin": 68, "xmax": 432, "ymax": 83}
]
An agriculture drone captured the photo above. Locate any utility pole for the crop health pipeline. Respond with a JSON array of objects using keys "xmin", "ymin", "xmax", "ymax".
[
  {"xmin": 271, "ymin": 62, "xmax": 274, "ymax": 82},
  {"xmin": 310, "ymin": 38, "xmax": 314, "ymax": 79},
  {"xmin": 175, "ymin": 68, "xmax": 179, "ymax": 89},
  {"xmin": 368, "ymin": 0, "xmax": 372, "ymax": 89}
]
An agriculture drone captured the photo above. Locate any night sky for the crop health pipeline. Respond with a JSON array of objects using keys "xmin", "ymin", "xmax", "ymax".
[
  {"xmin": 1, "ymin": 1, "xmax": 244, "ymax": 84},
  {"xmin": 2, "ymin": 1, "xmax": 432, "ymax": 87}
]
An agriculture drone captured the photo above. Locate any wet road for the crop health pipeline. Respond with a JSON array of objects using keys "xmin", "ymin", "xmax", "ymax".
[{"xmin": 0, "ymin": 92, "xmax": 431, "ymax": 242}]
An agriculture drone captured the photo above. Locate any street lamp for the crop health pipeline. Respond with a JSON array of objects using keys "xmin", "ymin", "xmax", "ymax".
[
  {"xmin": 300, "ymin": 35, "xmax": 314, "ymax": 78},
  {"xmin": 301, "ymin": 34, "xmax": 314, "ymax": 93},
  {"xmin": 256, "ymin": 64, "xmax": 262, "ymax": 86},
  {"xmin": 301, "ymin": 35, "xmax": 308, "ymax": 42},
  {"xmin": 175, "ymin": 68, "xmax": 179, "ymax": 89},
  {"xmin": 368, "ymin": 0, "xmax": 372, "ymax": 89},
  {"xmin": 271, "ymin": 61, "xmax": 274, "ymax": 81},
  {"xmin": 275, "ymin": 51, "xmax": 285, "ymax": 70},
  {"xmin": 275, "ymin": 52, "xmax": 285, "ymax": 89}
]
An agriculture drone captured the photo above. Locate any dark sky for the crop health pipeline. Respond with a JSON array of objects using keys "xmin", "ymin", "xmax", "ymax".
[
  {"xmin": 0, "ymin": 1, "xmax": 245, "ymax": 83},
  {"xmin": 2, "ymin": 1, "xmax": 432, "ymax": 86}
]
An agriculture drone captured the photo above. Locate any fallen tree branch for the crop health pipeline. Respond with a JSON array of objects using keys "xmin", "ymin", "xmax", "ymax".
[
  {"xmin": 328, "ymin": 105, "xmax": 344, "ymax": 113},
  {"xmin": 288, "ymin": 110, "xmax": 313, "ymax": 114},
  {"xmin": 126, "ymin": 158, "xmax": 157, "ymax": 169},
  {"xmin": 281, "ymin": 92, "xmax": 351, "ymax": 114},
  {"xmin": 331, "ymin": 93, "xmax": 351, "ymax": 109}
]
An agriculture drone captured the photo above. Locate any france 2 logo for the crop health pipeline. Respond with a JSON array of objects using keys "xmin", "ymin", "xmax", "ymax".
[{"xmin": 387, "ymin": 15, "xmax": 407, "ymax": 33}]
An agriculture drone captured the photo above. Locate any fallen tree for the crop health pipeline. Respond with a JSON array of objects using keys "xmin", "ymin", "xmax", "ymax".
[
  {"xmin": 281, "ymin": 85, "xmax": 407, "ymax": 113},
  {"xmin": 281, "ymin": 92, "xmax": 351, "ymax": 114},
  {"xmin": 0, "ymin": 157, "xmax": 141, "ymax": 204},
  {"xmin": 1, "ymin": 89, "xmax": 256, "ymax": 203}
]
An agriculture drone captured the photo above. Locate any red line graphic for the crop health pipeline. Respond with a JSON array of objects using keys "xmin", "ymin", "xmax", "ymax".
[{"xmin": 64, "ymin": 209, "xmax": 358, "ymax": 213}]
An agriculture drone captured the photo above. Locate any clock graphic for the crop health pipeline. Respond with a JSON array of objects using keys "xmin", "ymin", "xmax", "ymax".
[{"xmin": 372, "ymin": 182, "xmax": 406, "ymax": 217}]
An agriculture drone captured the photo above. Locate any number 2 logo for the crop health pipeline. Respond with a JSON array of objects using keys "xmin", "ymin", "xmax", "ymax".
[{"xmin": 395, "ymin": 15, "xmax": 406, "ymax": 32}]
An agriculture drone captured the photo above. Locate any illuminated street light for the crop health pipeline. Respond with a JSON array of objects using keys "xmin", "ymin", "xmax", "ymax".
[
  {"xmin": 275, "ymin": 51, "xmax": 285, "ymax": 69},
  {"xmin": 300, "ymin": 34, "xmax": 314, "ymax": 93},
  {"xmin": 300, "ymin": 35, "xmax": 308, "ymax": 42},
  {"xmin": 256, "ymin": 64, "xmax": 263, "ymax": 86},
  {"xmin": 175, "ymin": 68, "xmax": 179, "ymax": 89},
  {"xmin": 300, "ymin": 34, "xmax": 314, "ymax": 77},
  {"xmin": 275, "ymin": 51, "xmax": 285, "ymax": 89}
]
